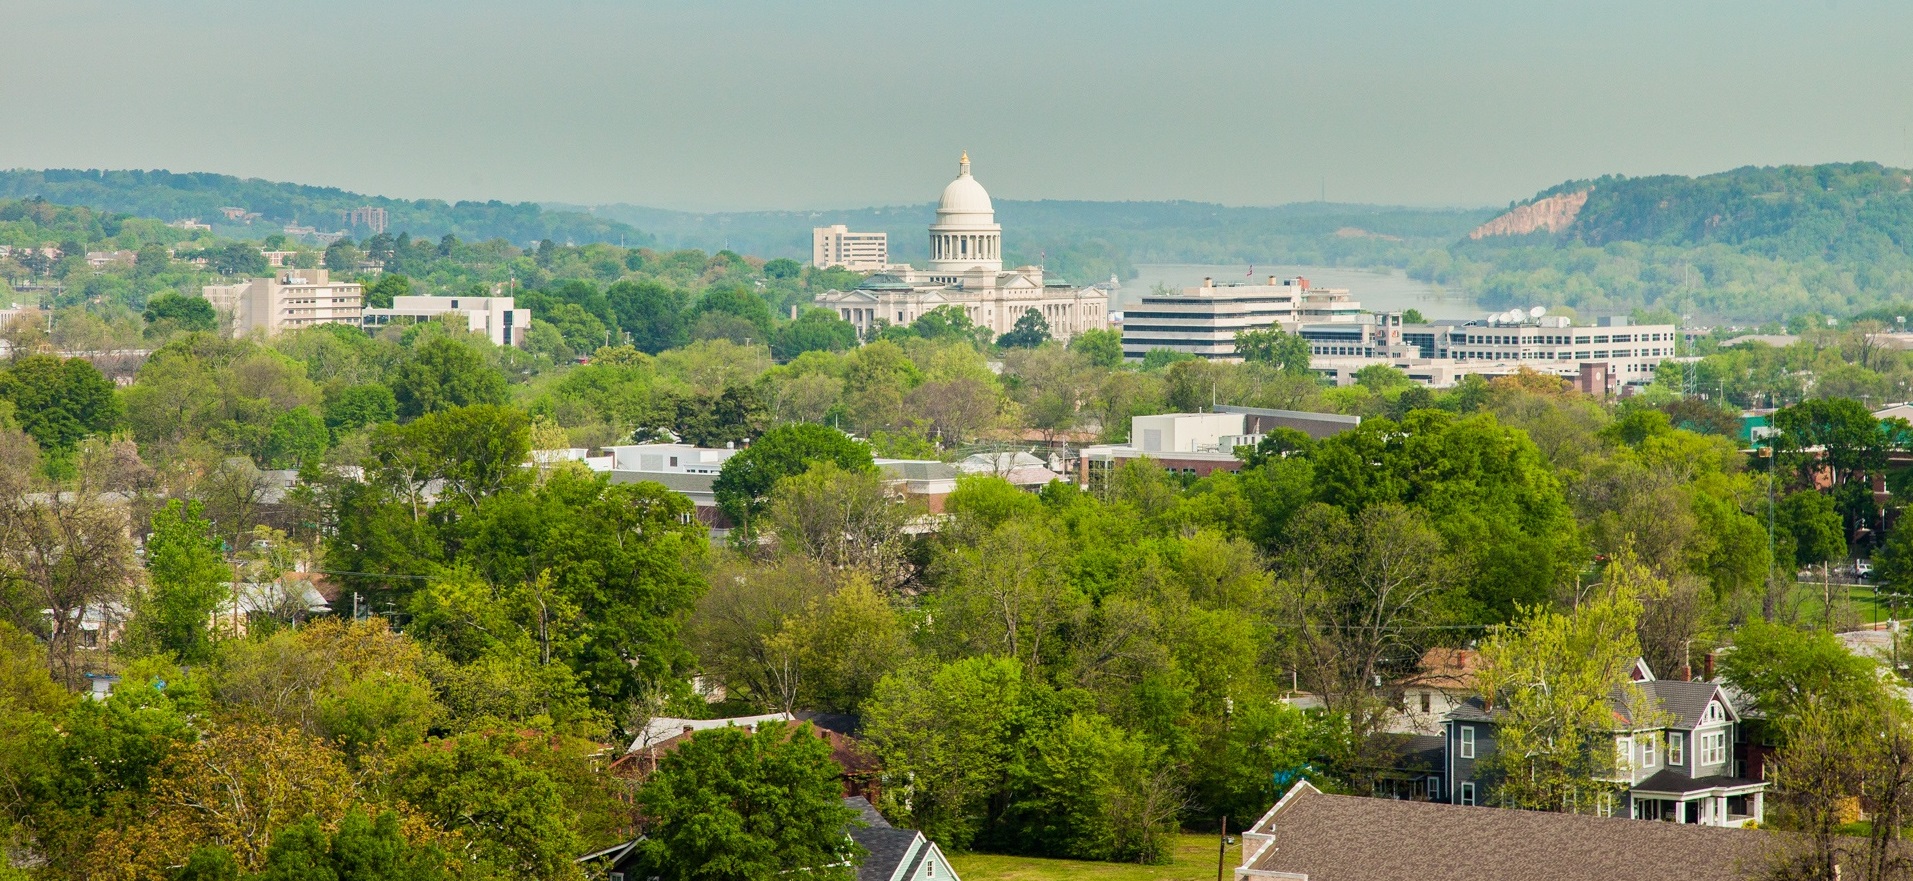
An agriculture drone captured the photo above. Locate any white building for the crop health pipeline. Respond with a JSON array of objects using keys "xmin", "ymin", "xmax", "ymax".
[
  {"xmin": 201, "ymin": 268, "xmax": 363, "ymax": 339},
  {"xmin": 812, "ymin": 154, "xmax": 1109, "ymax": 343},
  {"xmin": 362, "ymin": 295, "xmax": 530, "ymax": 347},
  {"xmin": 1119, "ymin": 275, "xmax": 1365, "ymax": 360},
  {"xmin": 603, "ymin": 443, "xmax": 739, "ymax": 474},
  {"xmin": 811, "ymin": 224, "xmax": 889, "ymax": 272}
]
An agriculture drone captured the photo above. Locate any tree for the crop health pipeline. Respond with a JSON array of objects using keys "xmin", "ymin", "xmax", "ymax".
[
  {"xmin": 1473, "ymin": 554, "xmax": 1666, "ymax": 812},
  {"xmin": 143, "ymin": 294, "xmax": 217, "ymax": 333},
  {"xmin": 391, "ymin": 337, "xmax": 507, "ymax": 421},
  {"xmin": 607, "ymin": 279, "xmax": 689, "ymax": 354},
  {"xmin": 391, "ymin": 733, "xmax": 582, "ymax": 881},
  {"xmin": 1878, "ymin": 514, "xmax": 1913, "ymax": 604},
  {"xmin": 910, "ymin": 305, "xmax": 991, "ymax": 347},
  {"xmin": 864, "ymin": 656, "xmax": 1029, "ymax": 849},
  {"xmin": 249, "ymin": 810, "xmax": 448, "ymax": 881},
  {"xmin": 633, "ymin": 721, "xmax": 859, "ymax": 881},
  {"xmin": 371, "ymin": 405, "xmax": 530, "ymax": 508},
  {"xmin": 996, "ymin": 309, "xmax": 1051, "ymax": 348},
  {"xmin": 763, "ymin": 257, "xmax": 803, "ymax": 279},
  {"xmin": 713, "ymin": 423, "xmax": 873, "ymax": 532},
  {"xmin": 0, "ymin": 355, "xmax": 121, "ymax": 456},
  {"xmin": 127, "ymin": 500, "xmax": 228, "ymax": 664},
  {"xmin": 765, "ymin": 462, "xmax": 916, "ymax": 592},
  {"xmin": 1068, "ymin": 327, "xmax": 1124, "ymax": 368},
  {"xmin": 323, "ymin": 383, "xmax": 397, "ymax": 438},
  {"xmin": 363, "ymin": 273, "xmax": 412, "ymax": 309},
  {"xmin": 264, "ymin": 406, "xmax": 328, "ymax": 468},
  {"xmin": 1777, "ymin": 490, "xmax": 1846, "ymax": 570},
  {"xmin": 771, "ymin": 308, "xmax": 857, "ymax": 360},
  {"xmin": 1719, "ymin": 620, "xmax": 1886, "ymax": 728},
  {"xmin": 1233, "ymin": 328, "xmax": 1311, "ymax": 373}
]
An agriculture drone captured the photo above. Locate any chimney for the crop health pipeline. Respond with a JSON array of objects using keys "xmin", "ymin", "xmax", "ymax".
[
  {"xmin": 1268, "ymin": 275, "xmax": 1278, "ymax": 286},
  {"xmin": 1298, "ymin": 276, "xmax": 1310, "ymax": 290},
  {"xmin": 1202, "ymin": 276, "xmax": 1213, "ymax": 289},
  {"xmin": 1703, "ymin": 652, "xmax": 1715, "ymax": 681}
]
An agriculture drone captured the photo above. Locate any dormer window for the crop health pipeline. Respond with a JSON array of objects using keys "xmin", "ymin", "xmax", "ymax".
[{"xmin": 1702, "ymin": 701, "xmax": 1725, "ymax": 724}]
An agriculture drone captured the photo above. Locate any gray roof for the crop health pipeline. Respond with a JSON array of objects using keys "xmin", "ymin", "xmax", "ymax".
[
  {"xmin": 1247, "ymin": 782, "xmax": 1773, "ymax": 881},
  {"xmin": 876, "ymin": 461, "xmax": 958, "ymax": 481},
  {"xmin": 1635, "ymin": 679, "xmax": 1728, "ymax": 729},
  {"xmin": 844, "ymin": 796, "xmax": 889, "ymax": 829},
  {"xmin": 1631, "ymin": 770, "xmax": 1765, "ymax": 796}
]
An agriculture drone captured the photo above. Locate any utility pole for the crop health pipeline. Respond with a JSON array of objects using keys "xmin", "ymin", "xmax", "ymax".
[{"xmin": 1218, "ymin": 816, "xmax": 1229, "ymax": 881}]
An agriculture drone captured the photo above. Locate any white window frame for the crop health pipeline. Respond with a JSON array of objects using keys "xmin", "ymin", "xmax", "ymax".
[
  {"xmin": 1459, "ymin": 725, "xmax": 1475, "ymax": 759},
  {"xmin": 1702, "ymin": 731, "xmax": 1727, "ymax": 765},
  {"xmin": 1460, "ymin": 781, "xmax": 1476, "ymax": 806},
  {"xmin": 1669, "ymin": 732, "xmax": 1685, "ymax": 765},
  {"xmin": 1427, "ymin": 775, "xmax": 1441, "ymax": 800},
  {"xmin": 1597, "ymin": 792, "xmax": 1615, "ymax": 818},
  {"xmin": 1641, "ymin": 736, "xmax": 1656, "ymax": 768},
  {"xmin": 1615, "ymin": 736, "xmax": 1632, "ymax": 770},
  {"xmin": 1703, "ymin": 701, "xmax": 1725, "ymax": 724}
]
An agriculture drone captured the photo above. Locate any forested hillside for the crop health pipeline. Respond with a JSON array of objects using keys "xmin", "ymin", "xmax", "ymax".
[
  {"xmin": 1444, "ymin": 162, "xmax": 1913, "ymax": 321},
  {"xmin": 0, "ymin": 169, "xmax": 649, "ymax": 247}
]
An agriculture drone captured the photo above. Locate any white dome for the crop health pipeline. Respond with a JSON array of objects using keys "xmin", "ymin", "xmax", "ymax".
[{"xmin": 938, "ymin": 153, "xmax": 994, "ymax": 215}]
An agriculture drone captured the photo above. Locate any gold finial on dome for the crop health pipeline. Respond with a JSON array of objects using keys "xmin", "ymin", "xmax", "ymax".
[{"xmin": 960, "ymin": 151, "xmax": 970, "ymax": 170}]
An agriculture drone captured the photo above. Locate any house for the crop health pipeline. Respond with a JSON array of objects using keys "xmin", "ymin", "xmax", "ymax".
[
  {"xmin": 613, "ymin": 712, "xmax": 879, "ymax": 800},
  {"xmin": 576, "ymin": 797, "xmax": 959, "ymax": 881},
  {"xmin": 956, "ymin": 451, "xmax": 1064, "ymax": 489},
  {"xmin": 1234, "ymin": 780, "xmax": 1772, "ymax": 881},
  {"xmin": 845, "ymin": 796, "xmax": 960, "ymax": 881},
  {"xmin": 1440, "ymin": 660, "xmax": 1767, "ymax": 826},
  {"xmin": 1393, "ymin": 647, "xmax": 1480, "ymax": 735}
]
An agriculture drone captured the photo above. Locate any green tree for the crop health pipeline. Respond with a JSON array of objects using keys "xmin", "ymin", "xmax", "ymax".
[
  {"xmin": 251, "ymin": 810, "xmax": 448, "ymax": 881},
  {"xmin": 771, "ymin": 308, "xmax": 857, "ymax": 360},
  {"xmin": 1474, "ymin": 554, "xmax": 1665, "ymax": 812},
  {"xmin": 143, "ymin": 293, "xmax": 217, "ymax": 333},
  {"xmin": 634, "ymin": 721, "xmax": 860, "ymax": 881},
  {"xmin": 713, "ymin": 423, "xmax": 873, "ymax": 531},
  {"xmin": 1777, "ymin": 489, "xmax": 1846, "ymax": 569},
  {"xmin": 0, "ymin": 355, "xmax": 121, "ymax": 455},
  {"xmin": 607, "ymin": 279, "xmax": 689, "ymax": 354},
  {"xmin": 391, "ymin": 733, "xmax": 580, "ymax": 881},
  {"xmin": 1876, "ymin": 514, "xmax": 1913, "ymax": 603},
  {"xmin": 127, "ymin": 501, "xmax": 229, "ymax": 664},
  {"xmin": 1719, "ymin": 620, "xmax": 1886, "ymax": 728},
  {"xmin": 864, "ymin": 656, "xmax": 1031, "ymax": 849},
  {"xmin": 363, "ymin": 274, "xmax": 412, "ymax": 309},
  {"xmin": 1233, "ymin": 327, "xmax": 1311, "ymax": 373},
  {"xmin": 264, "ymin": 406, "xmax": 328, "ymax": 468},
  {"xmin": 910, "ymin": 304, "xmax": 991, "ymax": 347},
  {"xmin": 996, "ymin": 309, "xmax": 1051, "ymax": 348},
  {"xmin": 391, "ymin": 337, "xmax": 507, "ymax": 421},
  {"xmin": 764, "ymin": 257, "xmax": 803, "ymax": 279},
  {"xmin": 323, "ymin": 383, "xmax": 397, "ymax": 437},
  {"xmin": 1140, "ymin": 347, "xmax": 1196, "ymax": 371},
  {"xmin": 1068, "ymin": 327, "xmax": 1124, "ymax": 368}
]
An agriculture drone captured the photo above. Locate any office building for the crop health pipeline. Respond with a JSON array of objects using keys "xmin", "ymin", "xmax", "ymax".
[
  {"xmin": 201, "ymin": 268, "xmax": 363, "ymax": 338},
  {"xmin": 362, "ymin": 295, "xmax": 530, "ymax": 347},
  {"xmin": 1119, "ymin": 276, "xmax": 1364, "ymax": 360},
  {"xmin": 811, "ymin": 225, "xmax": 889, "ymax": 272}
]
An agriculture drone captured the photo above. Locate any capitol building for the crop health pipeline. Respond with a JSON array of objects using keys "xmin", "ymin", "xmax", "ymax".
[{"xmin": 812, "ymin": 154, "xmax": 1109, "ymax": 342}]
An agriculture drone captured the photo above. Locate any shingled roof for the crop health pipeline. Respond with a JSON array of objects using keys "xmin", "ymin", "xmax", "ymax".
[{"xmin": 1240, "ymin": 783, "xmax": 1773, "ymax": 881}]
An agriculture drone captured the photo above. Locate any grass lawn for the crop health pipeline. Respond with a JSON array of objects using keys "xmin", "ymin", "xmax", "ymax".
[
  {"xmin": 1790, "ymin": 579, "xmax": 1895, "ymax": 628},
  {"xmin": 949, "ymin": 833, "xmax": 1241, "ymax": 881}
]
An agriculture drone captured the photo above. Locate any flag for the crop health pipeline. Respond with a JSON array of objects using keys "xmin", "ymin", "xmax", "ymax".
[{"xmin": 1247, "ymin": 264, "xmax": 1255, "ymax": 278}]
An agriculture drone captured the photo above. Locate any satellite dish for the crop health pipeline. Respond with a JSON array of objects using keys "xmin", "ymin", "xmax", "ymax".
[
  {"xmin": 1504, "ymin": 310, "xmax": 1523, "ymax": 324},
  {"xmin": 1529, "ymin": 306, "xmax": 1546, "ymax": 319}
]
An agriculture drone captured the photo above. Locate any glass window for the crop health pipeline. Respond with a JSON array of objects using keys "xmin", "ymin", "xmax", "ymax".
[
  {"xmin": 1670, "ymin": 732, "xmax": 1685, "ymax": 765},
  {"xmin": 1642, "ymin": 737, "xmax": 1655, "ymax": 767},
  {"xmin": 1460, "ymin": 782, "xmax": 1476, "ymax": 806},
  {"xmin": 1460, "ymin": 726, "xmax": 1475, "ymax": 759}
]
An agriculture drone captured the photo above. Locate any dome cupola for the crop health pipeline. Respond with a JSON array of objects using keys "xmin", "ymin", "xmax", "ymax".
[{"xmin": 927, "ymin": 151, "xmax": 1003, "ymax": 276}]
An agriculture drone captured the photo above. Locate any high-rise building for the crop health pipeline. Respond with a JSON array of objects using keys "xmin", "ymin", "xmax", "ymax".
[
  {"xmin": 343, "ymin": 206, "xmax": 388, "ymax": 234},
  {"xmin": 201, "ymin": 268, "xmax": 363, "ymax": 338},
  {"xmin": 812, "ymin": 224, "xmax": 889, "ymax": 271}
]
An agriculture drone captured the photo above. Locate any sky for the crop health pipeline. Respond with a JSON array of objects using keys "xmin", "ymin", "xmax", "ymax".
[{"xmin": 3, "ymin": 1, "xmax": 1910, "ymax": 212}]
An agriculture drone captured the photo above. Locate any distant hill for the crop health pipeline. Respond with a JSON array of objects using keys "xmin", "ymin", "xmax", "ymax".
[
  {"xmin": 0, "ymin": 169, "xmax": 651, "ymax": 248},
  {"xmin": 1449, "ymin": 162, "xmax": 1913, "ymax": 321},
  {"xmin": 1471, "ymin": 162, "xmax": 1913, "ymax": 261}
]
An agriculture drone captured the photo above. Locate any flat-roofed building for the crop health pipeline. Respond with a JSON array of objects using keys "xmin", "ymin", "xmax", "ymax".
[
  {"xmin": 812, "ymin": 224, "xmax": 889, "ymax": 272},
  {"xmin": 1076, "ymin": 409, "xmax": 1359, "ymax": 486},
  {"xmin": 1393, "ymin": 315, "xmax": 1680, "ymax": 389},
  {"xmin": 362, "ymin": 295, "xmax": 530, "ymax": 347},
  {"xmin": 202, "ymin": 268, "xmax": 363, "ymax": 339},
  {"xmin": 1120, "ymin": 276, "xmax": 1363, "ymax": 361}
]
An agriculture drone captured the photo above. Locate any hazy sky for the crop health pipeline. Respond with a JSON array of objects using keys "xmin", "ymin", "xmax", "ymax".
[{"xmin": 4, "ymin": 1, "xmax": 1909, "ymax": 211}]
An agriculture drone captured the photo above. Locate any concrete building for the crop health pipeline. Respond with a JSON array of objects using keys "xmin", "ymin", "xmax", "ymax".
[
  {"xmin": 1399, "ymin": 315, "xmax": 1678, "ymax": 385},
  {"xmin": 201, "ymin": 268, "xmax": 363, "ymax": 338},
  {"xmin": 813, "ymin": 154, "xmax": 1109, "ymax": 343},
  {"xmin": 343, "ymin": 206, "xmax": 388, "ymax": 234},
  {"xmin": 1119, "ymin": 276, "xmax": 1364, "ymax": 360},
  {"xmin": 362, "ymin": 295, "xmax": 530, "ymax": 347},
  {"xmin": 812, "ymin": 224, "xmax": 889, "ymax": 272},
  {"xmin": 1076, "ymin": 408, "xmax": 1359, "ymax": 484}
]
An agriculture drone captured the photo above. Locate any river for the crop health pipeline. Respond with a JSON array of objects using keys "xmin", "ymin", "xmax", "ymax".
[{"xmin": 1112, "ymin": 263, "xmax": 1482, "ymax": 320}]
